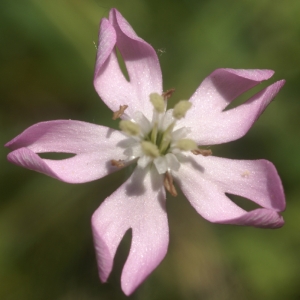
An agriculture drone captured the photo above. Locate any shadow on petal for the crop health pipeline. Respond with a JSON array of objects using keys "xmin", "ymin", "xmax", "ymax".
[
  {"xmin": 117, "ymin": 138, "xmax": 137, "ymax": 149},
  {"xmin": 125, "ymin": 167, "xmax": 147, "ymax": 196},
  {"xmin": 150, "ymin": 168, "xmax": 166, "ymax": 211},
  {"xmin": 106, "ymin": 127, "xmax": 115, "ymax": 138},
  {"xmin": 180, "ymin": 155, "xmax": 205, "ymax": 173},
  {"xmin": 150, "ymin": 168, "xmax": 163, "ymax": 191}
]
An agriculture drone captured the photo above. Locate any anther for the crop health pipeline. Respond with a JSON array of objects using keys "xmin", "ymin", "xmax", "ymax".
[
  {"xmin": 162, "ymin": 88, "xmax": 175, "ymax": 100},
  {"xmin": 119, "ymin": 120, "xmax": 140, "ymax": 136},
  {"xmin": 112, "ymin": 105, "xmax": 128, "ymax": 120},
  {"xmin": 111, "ymin": 159, "xmax": 125, "ymax": 168},
  {"xmin": 191, "ymin": 149, "xmax": 212, "ymax": 156},
  {"xmin": 173, "ymin": 100, "xmax": 192, "ymax": 119},
  {"xmin": 150, "ymin": 93, "xmax": 165, "ymax": 113},
  {"xmin": 176, "ymin": 139, "xmax": 197, "ymax": 151},
  {"xmin": 164, "ymin": 171, "xmax": 177, "ymax": 196},
  {"xmin": 141, "ymin": 141, "xmax": 160, "ymax": 158}
]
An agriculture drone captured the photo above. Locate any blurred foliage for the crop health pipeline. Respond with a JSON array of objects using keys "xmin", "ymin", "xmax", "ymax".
[{"xmin": 1, "ymin": 0, "xmax": 300, "ymax": 299}]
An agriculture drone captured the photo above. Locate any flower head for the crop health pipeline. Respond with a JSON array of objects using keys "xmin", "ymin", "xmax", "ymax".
[{"xmin": 5, "ymin": 8, "xmax": 286, "ymax": 296}]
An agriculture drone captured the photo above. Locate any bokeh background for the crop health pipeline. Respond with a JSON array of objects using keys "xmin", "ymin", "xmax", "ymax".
[{"xmin": 1, "ymin": 0, "xmax": 300, "ymax": 299}]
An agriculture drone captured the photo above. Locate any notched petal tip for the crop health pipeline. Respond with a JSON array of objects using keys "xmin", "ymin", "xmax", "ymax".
[
  {"xmin": 176, "ymin": 155, "xmax": 286, "ymax": 230},
  {"xmin": 91, "ymin": 168, "xmax": 168, "ymax": 296},
  {"xmin": 95, "ymin": 8, "xmax": 162, "ymax": 119},
  {"xmin": 6, "ymin": 121, "xmax": 128, "ymax": 183},
  {"xmin": 185, "ymin": 68, "xmax": 285, "ymax": 145}
]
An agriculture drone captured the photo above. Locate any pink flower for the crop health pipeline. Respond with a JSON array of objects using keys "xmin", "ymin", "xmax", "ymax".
[{"xmin": 5, "ymin": 8, "xmax": 285, "ymax": 296}]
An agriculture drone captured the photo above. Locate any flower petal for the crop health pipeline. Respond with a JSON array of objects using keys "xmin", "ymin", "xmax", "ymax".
[
  {"xmin": 94, "ymin": 9, "xmax": 162, "ymax": 119},
  {"xmin": 221, "ymin": 208, "xmax": 285, "ymax": 228},
  {"xmin": 6, "ymin": 120, "xmax": 126, "ymax": 183},
  {"xmin": 174, "ymin": 154, "xmax": 285, "ymax": 228},
  {"xmin": 179, "ymin": 69, "xmax": 285, "ymax": 145},
  {"xmin": 92, "ymin": 167, "xmax": 168, "ymax": 295}
]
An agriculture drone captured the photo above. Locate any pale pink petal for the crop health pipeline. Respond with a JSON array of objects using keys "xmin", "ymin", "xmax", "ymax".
[
  {"xmin": 178, "ymin": 69, "xmax": 285, "ymax": 145},
  {"xmin": 94, "ymin": 9, "xmax": 162, "ymax": 119},
  {"xmin": 221, "ymin": 208, "xmax": 285, "ymax": 228},
  {"xmin": 174, "ymin": 154, "xmax": 285, "ymax": 228},
  {"xmin": 6, "ymin": 120, "xmax": 126, "ymax": 183},
  {"xmin": 92, "ymin": 167, "xmax": 168, "ymax": 295}
]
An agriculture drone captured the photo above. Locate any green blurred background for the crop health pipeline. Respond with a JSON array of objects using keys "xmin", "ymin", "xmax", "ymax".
[{"xmin": 1, "ymin": 0, "xmax": 300, "ymax": 299}]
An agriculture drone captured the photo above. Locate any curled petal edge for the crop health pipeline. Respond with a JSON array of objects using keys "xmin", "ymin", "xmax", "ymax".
[{"xmin": 219, "ymin": 208, "xmax": 284, "ymax": 229}]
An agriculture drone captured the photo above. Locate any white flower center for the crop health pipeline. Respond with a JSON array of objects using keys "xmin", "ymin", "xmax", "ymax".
[{"xmin": 118, "ymin": 93, "xmax": 197, "ymax": 175}]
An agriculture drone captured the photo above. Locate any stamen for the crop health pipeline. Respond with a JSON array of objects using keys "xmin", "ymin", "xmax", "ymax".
[
  {"xmin": 150, "ymin": 93, "xmax": 165, "ymax": 113},
  {"xmin": 159, "ymin": 132, "xmax": 172, "ymax": 154},
  {"xmin": 150, "ymin": 122, "xmax": 158, "ymax": 144},
  {"xmin": 162, "ymin": 88, "xmax": 175, "ymax": 100},
  {"xmin": 141, "ymin": 141, "xmax": 160, "ymax": 158},
  {"xmin": 191, "ymin": 149, "xmax": 212, "ymax": 156},
  {"xmin": 159, "ymin": 122, "xmax": 175, "ymax": 154},
  {"xmin": 173, "ymin": 100, "xmax": 192, "ymax": 119},
  {"xmin": 112, "ymin": 105, "xmax": 128, "ymax": 120},
  {"xmin": 119, "ymin": 120, "xmax": 140, "ymax": 136},
  {"xmin": 111, "ymin": 159, "xmax": 125, "ymax": 168},
  {"xmin": 164, "ymin": 172, "xmax": 177, "ymax": 196},
  {"xmin": 115, "ymin": 91, "xmax": 199, "ymax": 174},
  {"xmin": 176, "ymin": 139, "xmax": 197, "ymax": 151}
]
